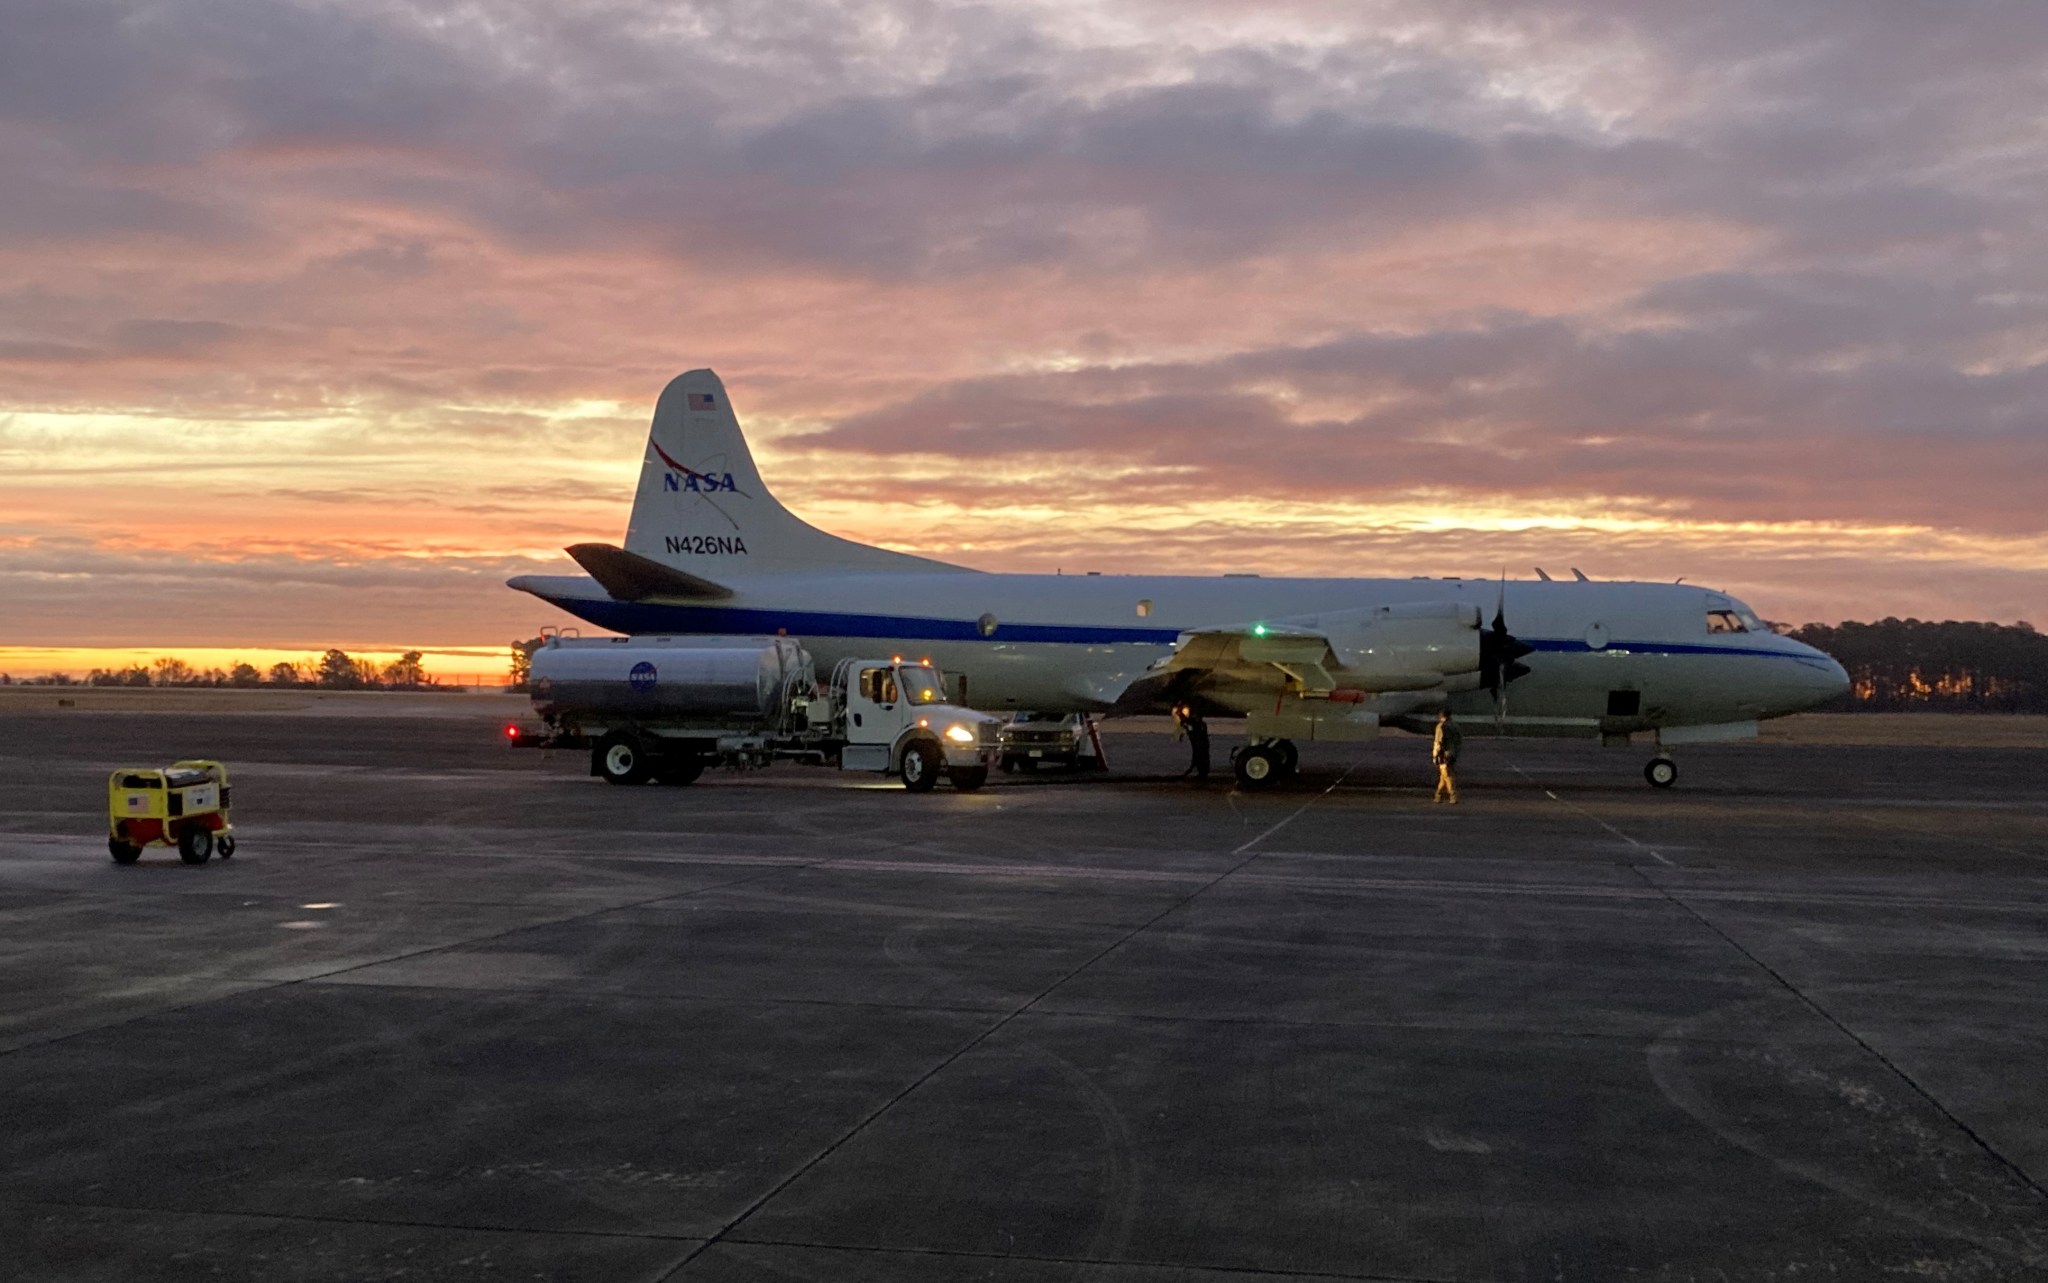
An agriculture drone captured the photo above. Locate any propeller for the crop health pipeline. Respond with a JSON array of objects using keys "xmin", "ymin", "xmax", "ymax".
[{"xmin": 1479, "ymin": 568, "xmax": 1535, "ymax": 729}]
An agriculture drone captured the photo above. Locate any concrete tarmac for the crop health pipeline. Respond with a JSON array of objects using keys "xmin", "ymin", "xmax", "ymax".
[{"xmin": 2, "ymin": 711, "xmax": 2046, "ymax": 1281}]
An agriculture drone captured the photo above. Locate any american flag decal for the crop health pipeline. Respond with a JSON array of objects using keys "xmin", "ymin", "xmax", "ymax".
[{"xmin": 687, "ymin": 392, "xmax": 717, "ymax": 410}]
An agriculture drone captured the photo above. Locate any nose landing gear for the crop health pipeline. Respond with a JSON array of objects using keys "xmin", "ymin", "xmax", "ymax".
[{"xmin": 1644, "ymin": 755, "xmax": 1678, "ymax": 788}]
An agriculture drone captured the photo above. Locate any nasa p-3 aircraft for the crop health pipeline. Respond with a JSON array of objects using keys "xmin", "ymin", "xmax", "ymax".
[{"xmin": 510, "ymin": 369, "xmax": 1850, "ymax": 788}]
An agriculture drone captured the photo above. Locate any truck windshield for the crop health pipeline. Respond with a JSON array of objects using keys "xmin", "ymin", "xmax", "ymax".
[{"xmin": 898, "ymin": 666, "xmax": 947, "ymax": 704}]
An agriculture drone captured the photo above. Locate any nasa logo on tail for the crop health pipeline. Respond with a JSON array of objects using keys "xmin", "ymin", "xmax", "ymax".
[
  {"xmin": 654, "ymin": 441, "xmax": 746, "ymax": 495},
  {"xmin": 651, "ymin": 403, "xmax": 748, "ymax": 551}
]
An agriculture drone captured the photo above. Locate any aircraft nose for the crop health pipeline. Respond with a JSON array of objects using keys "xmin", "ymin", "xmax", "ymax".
[{"xmin": 1788, "ymin": 645, "xmax": 1850, "ymax": 708}]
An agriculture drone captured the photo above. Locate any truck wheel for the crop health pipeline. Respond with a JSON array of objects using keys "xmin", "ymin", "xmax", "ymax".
[
  {"xmin": 109, "ymin": 838, "xmax": 142, "ymax": 865},
  {"xmin": 950, "ymin": 766, "xmax": 989, "ymax": 792},
  {"xmin": 656, "ymin": 755, "xmax": 705, "ymax": 786},
  {"xmin": 1274, "ymin": 739, "xmax": 1299, "ymax": 774},
  {"xmin": 217, "ymin": 835, "xmax": 236, "ymax": 859},
  {"xmin": 177, "ymin": 827, "xmax": 214, "ymax": 864},
  {"xmin": 594, "ymin": 733, "xmax": 652, "ymax": 786},
  {"xmin": 900, "ymin": 740, "xmax": 941, "ymax": 792},
  {"xmin": 1234, "ymin": 745, "xmax": 1282, "ymax": 790}
]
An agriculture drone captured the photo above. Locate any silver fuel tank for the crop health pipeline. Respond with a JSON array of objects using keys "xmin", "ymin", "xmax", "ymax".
[{"xmin": 530, "ymin": 636, "xmax": 813, "ymax": 723}]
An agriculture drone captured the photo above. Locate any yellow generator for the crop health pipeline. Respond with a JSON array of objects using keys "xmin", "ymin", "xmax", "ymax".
[{"xmin": 107, "ymin": 760, "xmax": 236, "ymax": 865}]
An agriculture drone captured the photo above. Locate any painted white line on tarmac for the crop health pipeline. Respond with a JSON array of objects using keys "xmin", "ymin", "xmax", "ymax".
[
  {"xmin": 1519, "ymin": 767, "xmax": 1675, "ymax": 867},
  {"xmin": 1232, "ymin": 761, "xmax": 1365, "ymax": 855}
]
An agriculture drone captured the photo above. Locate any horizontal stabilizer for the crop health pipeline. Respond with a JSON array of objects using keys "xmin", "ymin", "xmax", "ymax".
[{"xmin": 566, "ymin": 543, "xmax": 734, "ymax": 602}]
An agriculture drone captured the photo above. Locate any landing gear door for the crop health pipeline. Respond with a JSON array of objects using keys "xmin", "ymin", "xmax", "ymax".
[{"xmin": 844, "ymin": 664, "xmax": 899, "ymax": 745}]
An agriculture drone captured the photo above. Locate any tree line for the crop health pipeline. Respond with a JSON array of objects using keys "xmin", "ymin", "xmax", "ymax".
[
  {"xmin": 1, "ymin": 650, "xmax": 440, "ymax": 690},
  {"xmin": 1790, "ymin": 619, "xmax": 2046, "ymax": 712}
]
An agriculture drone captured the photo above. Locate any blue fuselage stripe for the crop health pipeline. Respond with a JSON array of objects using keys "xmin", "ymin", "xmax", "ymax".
[{"xmin": 547, "ymin": 597, "xmax": 1808, "ymax": 663}]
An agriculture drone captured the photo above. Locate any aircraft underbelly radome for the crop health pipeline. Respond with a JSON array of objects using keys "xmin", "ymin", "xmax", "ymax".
[{"xmin": 508, "ymin": 369, "xmax": 1851, "ymax": 739}]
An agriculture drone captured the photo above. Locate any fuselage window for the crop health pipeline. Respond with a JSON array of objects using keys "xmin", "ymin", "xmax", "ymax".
[
  {"xmin": 1136, "ymin": 599, "xmax": 1152, "ymax": 617},
  {"xmin": 1706, "ymin": 610, "xmax": 1747, "ymax": 634}
]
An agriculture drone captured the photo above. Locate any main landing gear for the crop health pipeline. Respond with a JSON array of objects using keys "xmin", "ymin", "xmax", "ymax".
[
  {"xmin": 1232, "ymin": 738, "xmax": 1299, "ymax": 790},
  {"xmin": 1644, "ymin": 755, "xmax": 1678, "ymax": 789}
]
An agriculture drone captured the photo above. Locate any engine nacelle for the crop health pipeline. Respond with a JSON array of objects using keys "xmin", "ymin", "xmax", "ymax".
[{"xmin": 1303, "ymin": 600, "xmax": 1484, "ymax": 693}]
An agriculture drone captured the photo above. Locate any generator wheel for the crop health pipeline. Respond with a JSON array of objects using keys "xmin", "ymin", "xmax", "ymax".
[
  {"xmin": 177, "ymin": 827, "xmax": 214, "ymax": 864},
  {"xmin": 217, "ymin": 835, "xmax": 237, "ymax": 859},
  {"xmin": 594, "ymin": 733, "xmax": 652, "ymax": 786},
  {"xmin": 950, "ymin": 766, "xmax": 989, "ymax": 793},
  {"xmin": 109, "ymin": 838, "xmax": 142, "ymax": 865},
  {"xmin": 900, "ymin": 740, "xmax": 941, "ymax": 792}
]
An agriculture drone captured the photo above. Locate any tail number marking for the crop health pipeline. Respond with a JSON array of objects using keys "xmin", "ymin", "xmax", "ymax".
[{"xmin": 666, "ymin": 535, "xmax": 749, "ymax": 555}]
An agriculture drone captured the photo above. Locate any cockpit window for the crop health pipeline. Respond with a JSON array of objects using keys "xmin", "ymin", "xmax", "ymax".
[{"xmin": 1706, "ymin": 609, "xmax": 1747, "ymax": 634}]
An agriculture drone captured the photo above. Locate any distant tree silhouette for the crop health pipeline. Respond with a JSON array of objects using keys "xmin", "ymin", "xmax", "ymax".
[
  {"xmin": 508, "ymin": 637, "xmax": 544, "ymax": 691},
  {"xmin": 1794, "ymin": 619, "xmax": 2046, "ymax": 712},
  {"xmin": 316, "ymin": 649, "xmax": 364, "ymax": 689},
  {"xmin": 381, "ymin": 651, "xmax": 429, "ymax": 688}
]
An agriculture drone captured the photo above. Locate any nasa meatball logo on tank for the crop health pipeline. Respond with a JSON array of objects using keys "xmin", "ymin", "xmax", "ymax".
[
  {"xmin": 653, "ymin": 398, "xmax": 750, "ymax": 556},
  {"xmin": 628, "ymin": 661, "xmax": 658, "ymax": 693}
]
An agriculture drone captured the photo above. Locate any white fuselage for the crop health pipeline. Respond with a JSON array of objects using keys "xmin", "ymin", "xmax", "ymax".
[{"xmin": 511, "ymin": 569, "xmax": 1850, "ymax": 738}]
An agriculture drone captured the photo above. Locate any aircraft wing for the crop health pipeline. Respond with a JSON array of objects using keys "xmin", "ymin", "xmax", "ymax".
[
  {"xmin": 1151, "ymin": 624, "xmax": 1349, "ymax": 694},
  {"xmin": 1146, "ymin": 602, "xmax": 1491, "ymax": 699}
]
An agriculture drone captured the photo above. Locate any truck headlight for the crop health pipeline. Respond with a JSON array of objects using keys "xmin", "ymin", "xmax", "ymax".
[{"xmin": 944, "ymin": 723, "xmax": 976, "ymax": 744}]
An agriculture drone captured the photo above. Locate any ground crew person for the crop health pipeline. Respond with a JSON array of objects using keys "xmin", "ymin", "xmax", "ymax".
[
  {"xmin": 1431, "ymin": 708, "xmax": 1462, "ymax": 804},
  {"xmin": 1174, "ymin": 704, "xmax": 1211, "ymax": 780}
]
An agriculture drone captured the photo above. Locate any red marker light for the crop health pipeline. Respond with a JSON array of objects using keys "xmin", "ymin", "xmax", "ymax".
[{"xmin": 505, "ymin": 725, "xmax": 519, "ymax": 739}]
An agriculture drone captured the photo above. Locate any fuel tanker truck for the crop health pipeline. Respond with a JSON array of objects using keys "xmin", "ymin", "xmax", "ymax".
[{"xmin": 511, "ymin": 634, "xmax": 1004, "ymax": 792}]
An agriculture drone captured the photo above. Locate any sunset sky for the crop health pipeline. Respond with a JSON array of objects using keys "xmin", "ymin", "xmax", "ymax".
[{"xmin": 6, "ymin": 0, "xmax": 2044, "ymax": 677}]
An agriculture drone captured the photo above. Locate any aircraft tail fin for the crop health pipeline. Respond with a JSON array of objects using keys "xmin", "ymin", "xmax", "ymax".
[{"xmin": 622, "ymin": 370, "xmax": 963, "ymax": 577}]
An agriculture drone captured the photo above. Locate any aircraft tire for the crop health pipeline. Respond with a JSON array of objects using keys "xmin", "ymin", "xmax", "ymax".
[
  {"xmin": 595, "ymin": 733, "xmax": 653, "ymax": 786},
  {"xmin": 900, "ymin": 740, "xmax": 942, "ymax": 792},
  {"xmin": 177, "ymin": 827, "xmax": 214, "ymax": 864},
  {"xmin": 1234, "ymin": 745, "xmax": 1282, "ymax": 790},
  {"xmin": 109, "ymin": 838, "xmax": 142, "ymax": 865},
  {"xmin": 949, "ymin": 766, "xmax": 989, "ymax": 792},
  {"xmin": 1645, "ymin": 757, "xmax": 1678, "ymax": 789}
]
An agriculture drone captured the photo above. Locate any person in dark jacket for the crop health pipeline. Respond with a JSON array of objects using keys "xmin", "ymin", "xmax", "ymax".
[
  {"xmin": 1174, "ymin": 703, "xmax": 1211, "ymax": 780},
  {"xmin": 1431, "ymin": 709, "xmax": 1462, "ymax": 804}
]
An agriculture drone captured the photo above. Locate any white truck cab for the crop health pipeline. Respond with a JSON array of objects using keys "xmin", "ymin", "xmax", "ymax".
[{"xmin": 822, "ymin": 657, "xmax": 1003, "ymax": 791}]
